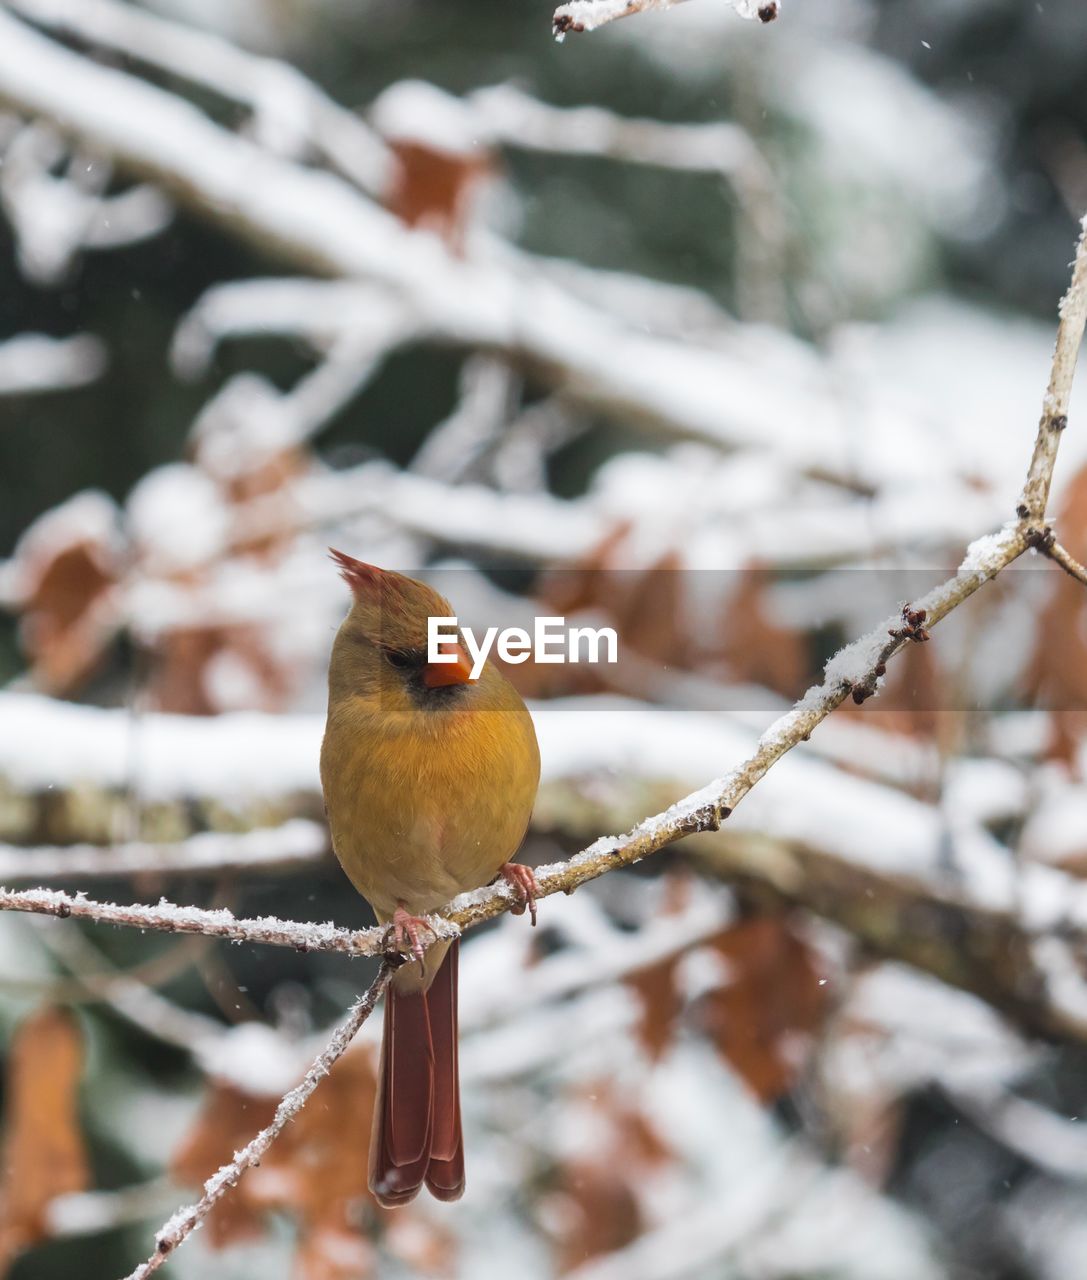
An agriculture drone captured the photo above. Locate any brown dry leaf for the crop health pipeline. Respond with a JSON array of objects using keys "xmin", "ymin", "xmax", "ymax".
[
  {"xmin": 546, "ymin": 1081, "xmax": 673, "ymax": 1273},
  {"xmin": 149, "ymin": 622, "xmax": 294, "ymax": 716},
  {"xmin": 626, "ymin": 953, "xmax": 683, "ymax": 1062},
  {"xmin": 387, "ymin": 140, "xmax": 493, "ymax": 251},
  {"xmin": 170, "ymin": 1081, "xmax": 274, "ymax": 1247},
  {"xmin": 0, "ymin": 1007, "xmax": 90, "ymax": 1274},
  {"xmin": 1022, "ymin": 462, "xmax": 1087, "ymax": 771},
  {"xmin": 707, "ymin": 564, "xmax": 809, "ymax": 699},
  {"xmin": 172, "ymin": 1040, "xmax": 454, "ymax": 1277},
  {"xmin": 624, "ymin": 873, "xmax": 698, "ymax": 1060},
  {"xmin": 525, "ymin": 532, "xmax": 700, "ymax": 698},
  {"xmin": 532, "ymin": 536, "xmax": 810, "ymax": 704},
  {"xmin": 223, "ymin": 448, "xmax": 308, "ymax": 561},
  {"xmin": 12, "ymin": 498, "xmax": 121, "ymax": 694},
  {"xmin": 550, "ymin": 1158, "xmax": 642, "ymax": 1274},
  {"xmin": 700, "ymin": 916, "xmax": 828, "ymax": 1104},
  {"xmin": 173, "ymin": 1043, "xmax": 376, "ymax": 1254}
]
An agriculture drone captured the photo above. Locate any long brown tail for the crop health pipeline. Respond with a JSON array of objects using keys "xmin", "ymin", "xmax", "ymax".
[{"xmin": 369, "ymin": 940, "xmax": 465, "ymax": 1208}]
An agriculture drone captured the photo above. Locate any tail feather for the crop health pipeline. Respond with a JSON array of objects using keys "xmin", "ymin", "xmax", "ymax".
[
  {"xmin": 369, "ymin": 940, "xmax": 464, "ymax": 1208},
  {"xmin": 423, "ymin": 940, "xmax": 464, "ymax": 1200}
]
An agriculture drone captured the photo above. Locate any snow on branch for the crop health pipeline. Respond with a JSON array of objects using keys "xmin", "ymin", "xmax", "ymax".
[
  {"xmin": 0, "ymin": 332, "xmax": 106, "ymax": 394},
  {"xmin": 0, "ymin": 10, "xmax": 889, "ymax": 489},
  {"xmin": 0, "ymin": 224, "xmax": 1079, "ymax": 993},
  {"xmin": 0, "ymin": 885, "xmax": 395, "ymax": 957},
  {"xmin": 553, "ymin": 0, "xmax": 779, "ymax": 42},
  {"xmin": 0, "ymin": 118, "xmax": 170, "ymax": 283},
  {"xmin": 0, "ymin": 820, "xmax": 328, "ymax": 882},
  {"xmin": 1019, "ymin": 213, "xmax": 1087, "ymax": 523},
  {"xmin": 1028, "ymin": 528, "xmax": 1087, "ymax": 588},
  {"xmin": 7, "ymin": 0, "xmax": 392, "ymax": 194},
  {"xmin": 121, "ymin": 965, "xmax": 394, "ymax": 1280}
]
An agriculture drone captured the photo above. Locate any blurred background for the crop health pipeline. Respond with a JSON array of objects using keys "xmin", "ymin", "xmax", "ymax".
[{"xmin": 2, "ymin": 0, "xmax": 1087, "ymax": 1276}]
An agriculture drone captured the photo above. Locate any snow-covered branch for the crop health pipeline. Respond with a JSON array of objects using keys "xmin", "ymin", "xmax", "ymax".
[
  {"xmin": 552, "ymin": 0, "xmax": 778, "ymax": 42},
  {"xmin": 1019, "ymin": 213, "xmax": 1087, "ymax": 523},
  {"xmin": 0, "ymin": 332, "xmax": 106, "ymax": 394},
  {"xmin": 0, "ymin": 820, "xmax": 327, "ymax": 882},
  {"xmin": 6, "ymin": 0, "xmax": 392, "ymax": 193},
  {"xmin": 121, "ymin": 966, "xmax": 393, "ymax": 1280},
  {"xmin": 0, "ymin": 9, "xmax": 934, "ymax": 492},
  {"xmin": 0, "ymin": 885, "xmax": 392, "ymax": 956},
  {"xmin": 0, "ymin": 117, "xmax": 170, "ymax": 283}
]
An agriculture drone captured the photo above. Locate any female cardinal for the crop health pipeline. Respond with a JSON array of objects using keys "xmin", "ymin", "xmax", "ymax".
[{"xmin": 320, "ymin": 550, "xmax": 540, "ymax": 1207}]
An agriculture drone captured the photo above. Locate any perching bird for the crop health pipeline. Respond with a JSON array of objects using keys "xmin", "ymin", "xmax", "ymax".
[{"xmin": 320, "ymin": 550, "xmax": 540, "ymax": 1207}]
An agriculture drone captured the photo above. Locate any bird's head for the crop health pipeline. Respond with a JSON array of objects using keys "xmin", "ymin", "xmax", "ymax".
[{"xmin": 327, "ymin": 549, "xmax": 474, "ymax": 708}]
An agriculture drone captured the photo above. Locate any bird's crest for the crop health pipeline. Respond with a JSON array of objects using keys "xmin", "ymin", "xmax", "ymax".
[{"xmin": 328, "ymin": 549, "xmax": 451, "ymax": 631}]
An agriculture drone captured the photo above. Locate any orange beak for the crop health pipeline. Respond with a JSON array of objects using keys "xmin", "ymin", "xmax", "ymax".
[{"xmin": 423, "ymin": 643, "xmax": 474, "ymax": 688}]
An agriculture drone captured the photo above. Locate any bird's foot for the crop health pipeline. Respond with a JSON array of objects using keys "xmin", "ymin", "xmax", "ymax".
[
  {"xmin": 500, "ymin": 862, "xmax": 539, "ymax": 927},
  {"xmin": 385, "ymin": 906, "xmax": 434, "ymax": 965}
]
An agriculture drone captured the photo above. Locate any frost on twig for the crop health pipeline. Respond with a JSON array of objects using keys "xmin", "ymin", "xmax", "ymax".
[
  {"xmin": 121, "ymin": 966, "xmax": 393, "ymax": 1280},
  {"xmin": 0, "ymin": 885, "xmax": 400, "ymax": 957},
  {"xmin": 1018, "ymin": 212, "xmax": 1087, "ymax": 523},
  {"xmin": 553, "ymin": 0, "xmax": 779, "ymax": 42}
]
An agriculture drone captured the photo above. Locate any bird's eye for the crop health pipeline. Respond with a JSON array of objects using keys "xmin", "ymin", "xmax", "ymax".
[{"xmin": 383, "ymin": 649, "xmax": 416, "ymax": 670}]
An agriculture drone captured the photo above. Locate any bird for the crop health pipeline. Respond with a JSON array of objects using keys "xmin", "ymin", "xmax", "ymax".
[{"xmin": 320, "ymin": 549, "xmax": 541, "ymax": 1207}]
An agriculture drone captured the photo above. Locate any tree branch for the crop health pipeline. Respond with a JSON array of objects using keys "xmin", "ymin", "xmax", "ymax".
[
  {"xmin": 1018, "ymin": 213, "xmax": 1087, "ymax": 522},
  {"xmin": 0, "ymin": 9, "xmax": 930, "ymax": 491},
  {"xmin": 553, "ymin": 0, "xmax": 778, "ymax": 41},
  {"xmin": 0, "ymin": 332, "xmax": 106, "ymax": 394},
  {"xmin": 121, "ymin": 965, "xmax": 393, "ymax": 1279},
  {"xmin": 0, "ymin": 885, "xmax": 394, "ymax": 956},
  {"xmin": 0, "ymin": 820, "xmax": 327, "ymax": 882},
  {"xmin": 1028, "ymin": 528, "xmax": 1087, "ymax": 588},
  {"xmin": 6, "ymin": 0, "xmax": 392, "ymax": 195}
]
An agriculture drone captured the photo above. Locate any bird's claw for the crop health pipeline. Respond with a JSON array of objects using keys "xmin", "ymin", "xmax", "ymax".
[
  {"xmin": 386, "ymin": 907, "xmax": 434, "ymax": 965},
  {"xmin": 500, "ymin": 862, "xmax": 539, "ymax": 927}
]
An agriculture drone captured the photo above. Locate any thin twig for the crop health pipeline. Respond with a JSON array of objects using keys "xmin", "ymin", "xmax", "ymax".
[
  {"xmin": 1039, "ymin": 534, "xmax": 1087, "ymax": 587},
  {"xmin": 553, "ymin": 0, "xmax": 688, "ymax": 39},
  {"xmin": 552, "ymin": 0, "xmax": 777, "ymax": 40},
  {"xmin": 1018, "ymin": 213, "xmax": 1087, "ymax": 522},
  {"xmin": 121, "ymin": 964, "xmax": 393, "ymax": 1280},
  {"xmin": 0, "ymin": 885, "xmax": 393, "ymax": 956}
]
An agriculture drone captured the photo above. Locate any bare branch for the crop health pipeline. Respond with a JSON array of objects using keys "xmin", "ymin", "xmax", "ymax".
[
  {"xmin": 1029, "ymin": 529, "xmax": 1087, "ymax": 588},
  {"xmin": 1018, "ymin": 213, "xmax": 1087, "ymax": 522},
  {"xmin": 121, "ymin": 965, "xmax": 393, "ymax": 1280}
]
